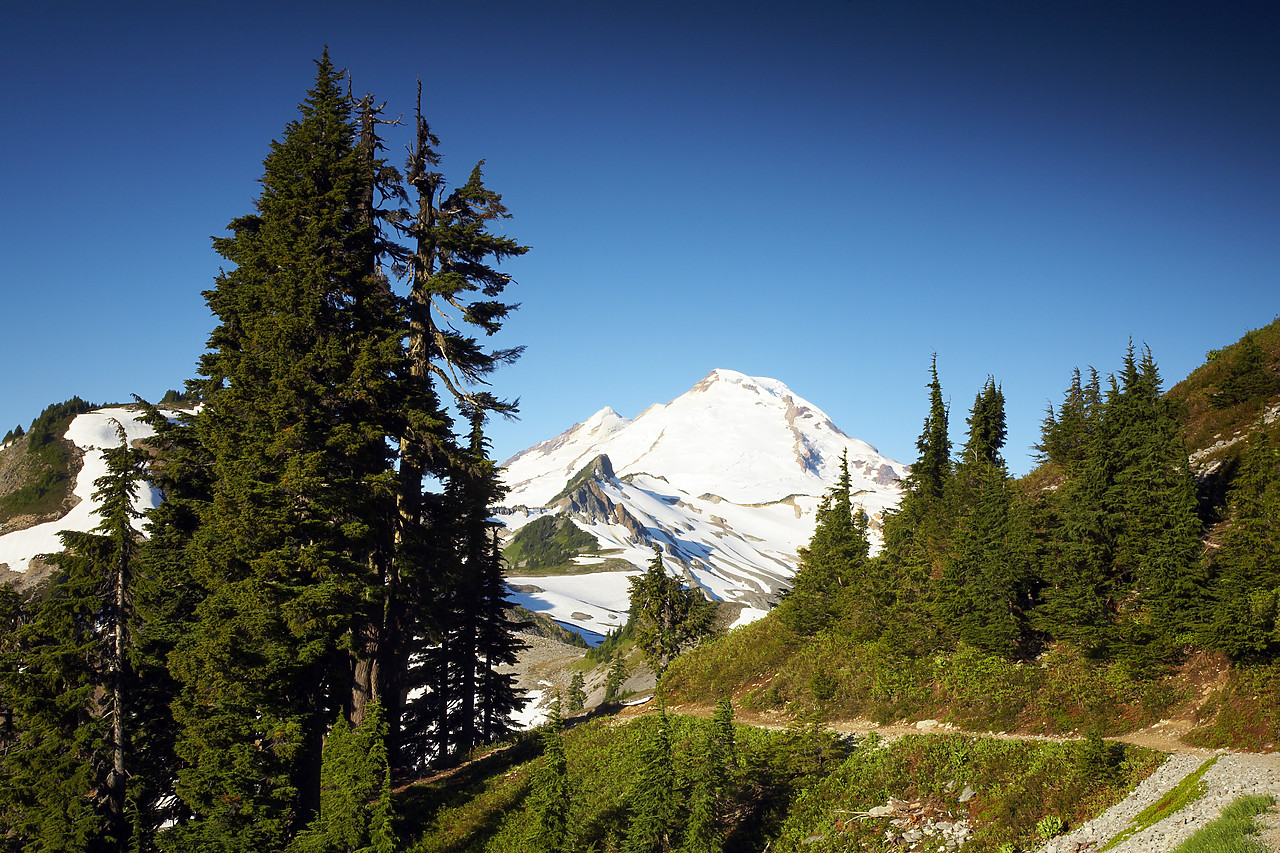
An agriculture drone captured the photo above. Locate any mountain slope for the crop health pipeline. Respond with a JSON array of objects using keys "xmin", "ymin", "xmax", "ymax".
[
  {"xmin": 0, "ymin": 407, "xmax": 161, "ymax": 592},
  {"xmin": 498, "ymin": 369, "xmax": 906, "ymax": 638}
]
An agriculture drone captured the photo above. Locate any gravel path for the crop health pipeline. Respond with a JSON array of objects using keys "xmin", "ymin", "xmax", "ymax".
[{"xmin": 1038, "ymin": 750, "xmax": 1280, "ymax": 853}]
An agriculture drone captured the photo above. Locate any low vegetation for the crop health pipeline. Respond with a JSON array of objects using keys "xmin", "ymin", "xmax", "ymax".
[
  {"xmin": 503, "ymin": 514, "xmax": 605, "ymax": 573},
  {"xmin": 1101, "ymin": 755, "xmax": 1218, "ymax": 850},
  {"xmin": 1170, "ymin": 793, "xmax": 1276, "ymax": 853},
  {"xmin": 0, "ymin": 396, "xmax": 94, "ymax": 522},
  {"xmin": 395, "ymin": 708, "xmax": 1163, "ymax": 853}
]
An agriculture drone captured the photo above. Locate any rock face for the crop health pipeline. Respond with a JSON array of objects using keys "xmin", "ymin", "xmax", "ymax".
[{"xmin": 498, "ymin": 370, "xmax": 907, "ymax": 639}]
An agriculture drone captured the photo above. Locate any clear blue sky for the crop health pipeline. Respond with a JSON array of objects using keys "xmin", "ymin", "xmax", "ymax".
[{"xmin": 2, "ymin": 1, "xmax": 1276, "ymax": 475}]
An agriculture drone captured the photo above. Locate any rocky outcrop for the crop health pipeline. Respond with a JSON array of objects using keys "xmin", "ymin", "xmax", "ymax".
[{"xmin": 553, "ymin": 455, "xmax": 651, "ymax": 544}]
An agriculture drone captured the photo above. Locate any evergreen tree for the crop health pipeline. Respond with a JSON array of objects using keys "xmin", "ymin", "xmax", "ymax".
[
  {"xmin": 1037, "ymin": 345, "xmax": 1205, "ymax": 663},
  {"xmin": 628, "ymin": 548, "xmax": 715, "ymax": 676},
  {"xmin": 567, "ymin": 671, "xmax": 587, "ymax": 713},
  {"xmin": 605, "ymin": 653, "xmax": 629, "ymax": 701},
  {"xmin": 961, "ymin": 378, "xmax": 1006, "ymax": 467},
  {"xmin": 873, "ymin": 356, "xmax": 955, "ymax": 654},
  {"xmin": 0, "ymin": 422, "xmax": 147, "ymax": 852},
  {"xmin": 163, "ymin": 52, "xmax": 399, "ymax": 850},
  {"xmin": 781, "ymin": 454, "xmax": 871, "ymax": 636},
  {"xmin": 528, "ymin": 703, "xmax": 571, "ymax": 853},
  {"xmin": 1036, "ymin": 367, "xmax": 1102, "ymax": 470},
  {"xmin": 935, "ymin": 384, "xmax": 1031, "ymax": 657},
  {"xmin": 407, "ymin": 403, "xmax": 527, "ymax": 764},
  {"xmin": 1209, "ymin": 330, "xmax": 1280, "ymax": 410},
  {"xmin": 682, "ymin": 698, "xmax": 738, "ymax": 853},
  {"xmin": 908, "ymin": 354, "xmax": 951, "ymax": 499},
  {"xmin": 383, "ymin": 84, "xmax": 529, "ymax": 771},
  {"xmin": 1204, "ymin": 426, "xmax": 1280, "ymax": 658},
  {"xmin": 290, "ymin": 703, "xmax": 397, "ymax": 853},
  {"xmin": 624, "ymin": 707, "xmax": 679, "ymax": 853}
]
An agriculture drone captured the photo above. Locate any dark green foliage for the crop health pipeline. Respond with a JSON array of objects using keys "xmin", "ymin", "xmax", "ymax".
[
  {"xmin": 25, "ymin": 396, "xmax": 94, "ymax": 450},
  {"xmin": 1, "ymin": 424, "xmax": 22, "ymax": 443},
  {"xmin": 0, "ymin": 422, "xmax": 147, "ymax": 852},
  {"xmin": 1204, "ymin": 426, "xmax": 1280, "ymax": 658},
  {"xmin": 605, "ymin": 653, "xmax": 629, "ymax": 701},
  {"xmin": 503, "ymin": 514, "xmax": 600, "ymax": 572},
  {"xmin": 163, "ymin": 52, "xmax": 405, "ymax": 848},
  {"xmin": 291, "ymin": 703, "xmax": 397, "ymax": 853},
  {"xmin": 629, "ymin": 548, "xmax": 715, "ymax": 676},
  {"xmin": 779, "ymin": 454, "xmax": 872, "ymax": 636},
  {"xmin": 567, "ymin": 672, "xmax": 586, "ymax": 713},
  {"xmin": 908, "ymin": 354, "xmax": 951, "ymax": 500},
  {"xmin": 1037, "ymin": 367, "xmax": 1103, "ymax": 469},
  {"xmin": 623, "ymin": 707, "xmax": 679, "ymax": 853},
  {"xmin": 157, "ymin": 389, "xmax": 198, "ymax": 406},
  {"xmin": 682, "ymin": 698, "xmax": 738, "ymax": 853},
  {"xmin": 961, "ymin": 377, "xmax": 1007, "ymax": 467},
  {"xmin": 527, "ymin": 706, "xmax": 571, "ymax": 853},
  {"xmin": 4, "ymin": 53, "xmax": 534, "ymax": 853},
  {"xmin": 1209, "ymin": 330, "xmax": 1280, "ymax": 410},
  {"xmin": 1036, "ymin": 345, "xmax": 1206, "ymax": 663},
  {"xmin": 0, "ymin": 397, "xmax": 95, "ymax": 519}
]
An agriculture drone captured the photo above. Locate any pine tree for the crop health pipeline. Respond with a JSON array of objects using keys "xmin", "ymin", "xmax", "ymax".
[
  {"xmin": 683, "ymin": 698, "xmax": 738, "ymax": 853},
  {"xmin": 1205, "ymin": 426, "xmax": 1280, "ymax": 658},
  {"xmin": 290, "ymin": 703, "xmax": 397, "ymax": 853},
  {"xmin": 1209, "ymin": 330, "xmax": 1280, "ymax": 410},
  {"xmin": 781, "ymin": 454, "xmax": 871, "ymax": 635},
  {"xmin": 935, "ymin": 384, "xmax": 1030, "ymax": 657},
  {"xmin": 909, "ymin": 354, "xmax": 951, "ymax": 500},
  {"xmin": 0, "ymin": 421, "xmax": 147, "ymax": 852},
  {"xmin": 605, "ymin": 653, "xmax": 629, "ymax": 701},
  {"xmin": 629, "ymin": 548, "xmax": 715, "ymax": 676},
  {"xmin": 624, "ymin": 707, "xmax": 679, "ymax": 853},
  {"xmin": 383, "ymin": 85, "xmax": 529, "ymax": 771},
  {"xmin": 567, "ymin": 672, "xmax": 587, "ymax": 713},
  {"xmin": 874, "ymin": 356, "xmax": 955, "ymax": 653},
  {"xmin": 528, "ymin": 703, "xmax": 571, "ymax": 853},
  {"xmin": 1037, "ymin": 345, "xmax": 1205, "ymax": 663},
  {"xmin": 163, "ymin": 52, "xmax": 399, "ymax": 850}
]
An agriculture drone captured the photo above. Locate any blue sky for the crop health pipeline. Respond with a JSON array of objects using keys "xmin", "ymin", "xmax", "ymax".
[{"xmin": 2, "ymin": 1, "xmax": 1276, "ymax": 475}]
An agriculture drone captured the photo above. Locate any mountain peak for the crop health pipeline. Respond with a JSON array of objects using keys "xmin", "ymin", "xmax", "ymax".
[
  {"xmin": 499, "ymin": 372, "xmax": 907, "ymax": 637},
  {"xmin": 501, "ymin": 370, "xmax": 904, "ymax": 509}
]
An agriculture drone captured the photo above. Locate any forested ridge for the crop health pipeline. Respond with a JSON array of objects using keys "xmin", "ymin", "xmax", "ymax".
[
  {"xmin": 2, "ymin": 50, "xmax": 1279, "ymax": 853},
  {"xmin": 667, "ymin": 322, "xmax": 1280, "ymax": 741},
  {"xmin": 0, "ymin": 54, "xmax": 532, "ymax": 852}
]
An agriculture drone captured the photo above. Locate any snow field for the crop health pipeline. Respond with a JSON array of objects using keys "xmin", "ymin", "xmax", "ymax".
[{"xmin": 0, "ymin": 408, "xmax": 160, "ymax": 574}]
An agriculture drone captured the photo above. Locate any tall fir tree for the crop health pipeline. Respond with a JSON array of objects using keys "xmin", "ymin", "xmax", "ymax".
[
  {"xmin": 781, "ymin": 453, "xmax": 872, "ymax": 636},
  {"xmin": 682, "ymin": 698, "xmax": 739, "ymax": 853},
  {"xmin": 290, "ymin": 702, "xmax": 397, "ymax": 853},
  {"xmin": 624, "ymin": 707, "xmax": 679, "ymax": 853},
  {"xmin": 528, "ymin": 702, "xmax": 571, "ymax": 853},
  {"xmin": 628, "ymin": 548, "xmax": 715, "ymax": 676},
  {"xmin": 875, "ymin": 356, "xmax": 954, "ymax": 654},
  {"xmin": 163, "ymin": 52, "xmax": 400, "ymax": 851},
  {"xmin": 382, "ymin": 85, "xmax": 530, "ymax": 770},
  {"xmin": 935, "ymin": 384, "xmax": 1030, "ymax": 656}
]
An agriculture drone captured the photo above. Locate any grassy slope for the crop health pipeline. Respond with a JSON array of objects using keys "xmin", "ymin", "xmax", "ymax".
[{"xmin": 396, "ymin": 712, "xmax": 1163, "ymax": 853}]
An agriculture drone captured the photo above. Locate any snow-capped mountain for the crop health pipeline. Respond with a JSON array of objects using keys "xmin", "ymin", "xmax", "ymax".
[{"xmin": 499, "ymin": 369, "xmax": 907, "ymax": 639}]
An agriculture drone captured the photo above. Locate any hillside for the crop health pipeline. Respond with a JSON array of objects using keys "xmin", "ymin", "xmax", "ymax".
[{"xmin": 0, "ymin": 404, "xmax": 161, "ymax": 593}]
